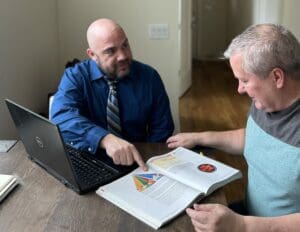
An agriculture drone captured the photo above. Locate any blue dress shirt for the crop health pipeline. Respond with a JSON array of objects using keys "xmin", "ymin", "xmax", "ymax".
[{"xmin": 51, "ymin": 59, "xmax": 174, "ymax": 154}]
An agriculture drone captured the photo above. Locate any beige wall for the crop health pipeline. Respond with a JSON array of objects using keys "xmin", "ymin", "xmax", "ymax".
[
  {"xmin": 0, "ymin": 0, "xmax": 59, "ymax": 138},
  {"xmin": 193, "ymin": 0, "xmax": 292, "ymax": 60},
  {"xmin": 195, "ymin": 0, "xmax": 229, "ymax": 60},
  {"xmin": 227, "ymin": 0, "xmax": 300, "ymax": 45},
  {"xmin": 179, "ymin": 0, "xmax": 193, "ymax": 96},
  {"xmin": 227, "ymin": 0, "xmax": 254, "ymax": 43},
  {"xmin": 193, "ymin": 0, "xmax": 253, "ymax": 60},
  {"xmin": 57, "ymin": 0, "xmax": 192, "ymax": 132},
  {"xmin": 282, "ymin": 0, "xmax": 300, "ymax": 39}
]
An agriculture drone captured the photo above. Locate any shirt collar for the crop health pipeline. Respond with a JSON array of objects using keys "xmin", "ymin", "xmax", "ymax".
[{"xmin": 89, "ymin": 60, "xmax": 105, "ymax": 81}]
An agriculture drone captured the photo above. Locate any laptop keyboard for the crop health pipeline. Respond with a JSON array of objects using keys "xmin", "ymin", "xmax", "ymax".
[{"xmin": 66, "ymin": 145, "xmax": 118, "ymax": 186}]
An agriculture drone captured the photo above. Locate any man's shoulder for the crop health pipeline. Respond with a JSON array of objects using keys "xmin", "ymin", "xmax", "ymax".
[
  {"xmin": 64, "ymin": 59, "xmax": 101, "ymax": 81},
  {"xmin": 66, "ymin": 59, "xmax": 93, "ymax": 72},
  {"xmin": 130, "ymin": 60, "xmax": 160, "ymax": 81},
  {"xmin": 249, "ymin": 100, "xmax": 300, "ymax": 147},
  {"xmin": 132, "ymin": 60, "xmax": 156, "ymax": 73}
]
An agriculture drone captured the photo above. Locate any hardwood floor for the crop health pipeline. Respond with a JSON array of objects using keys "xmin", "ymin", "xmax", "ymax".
[{"xmin": 179, "ymin": 60, "xmax": 251, "ymax": 204}]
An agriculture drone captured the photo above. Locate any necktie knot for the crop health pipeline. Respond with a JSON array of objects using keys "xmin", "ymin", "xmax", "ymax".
[{"xmin": 105, "ymin": 78, "xmax": 119, "ymax": 91}]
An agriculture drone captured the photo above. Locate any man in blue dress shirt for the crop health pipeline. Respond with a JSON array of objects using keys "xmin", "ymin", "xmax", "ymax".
[{"xmin": 51, "ymin": 18, "xmax": 174, "ymax": 170}]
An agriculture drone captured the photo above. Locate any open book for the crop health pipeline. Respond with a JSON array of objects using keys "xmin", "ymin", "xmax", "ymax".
[
  {"xmin": 0, "ymin": 174, "xmax": 19, "ymax": 202},
  {"xmin": 96, "ymin": 147, "xmax": 242, "ymax": 229}
]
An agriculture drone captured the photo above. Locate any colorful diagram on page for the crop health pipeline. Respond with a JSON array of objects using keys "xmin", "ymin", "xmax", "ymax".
[{"xmin": 133, "ymin": 173, "xmax": 163, "ymax": 192}]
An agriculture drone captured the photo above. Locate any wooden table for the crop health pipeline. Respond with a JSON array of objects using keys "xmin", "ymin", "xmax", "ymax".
[{"xmin": 0, "ymin": 142, "xmax": 226, "ymax": 232}]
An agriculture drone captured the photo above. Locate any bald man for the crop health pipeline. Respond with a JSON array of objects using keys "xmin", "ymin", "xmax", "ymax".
[{"xmin": 51, "ymin": 18, "xmax": 174, "ymax": 170}]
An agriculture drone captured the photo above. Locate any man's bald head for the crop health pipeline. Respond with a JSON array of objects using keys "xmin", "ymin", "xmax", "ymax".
[{"xmin": 87, "ymin": 18, "xmax": 125, "ymax": 50}]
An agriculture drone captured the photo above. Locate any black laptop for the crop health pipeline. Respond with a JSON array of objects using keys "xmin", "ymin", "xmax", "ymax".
[{"xmin": 5, "ymin": 99, "xmax": 137, "ymax": 194}]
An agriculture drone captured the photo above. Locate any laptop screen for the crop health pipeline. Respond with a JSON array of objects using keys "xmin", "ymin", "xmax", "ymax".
[{"xmin": 5, "ymin": 99, "xmax": 80, "ymax": 189}]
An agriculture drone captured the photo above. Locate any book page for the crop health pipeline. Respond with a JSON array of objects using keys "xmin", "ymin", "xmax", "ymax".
[
  {"xmin": 0, "ymin": 140, "xmax": 17, "ymax": 152},
  {"xmin": 96, "ymin": 167, "xmax": 202, "ymax": 229},
  {"xmin": 147, "ymin": 147, "xmax": 242, "ymax": 194},
  {"xmin": 0, "ymin": 174, "xmax": 19, "ymax": 202}
]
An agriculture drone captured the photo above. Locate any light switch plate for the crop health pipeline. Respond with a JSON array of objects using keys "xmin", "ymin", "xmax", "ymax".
[{"xmin": 148, "ymin": 24, "xmax": 169, "ymax": 39}]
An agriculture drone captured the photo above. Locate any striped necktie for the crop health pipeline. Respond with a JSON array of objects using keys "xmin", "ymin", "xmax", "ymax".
[{"xmin": 105, "ymin": 77, "xmax": 122, "ymax": 137}]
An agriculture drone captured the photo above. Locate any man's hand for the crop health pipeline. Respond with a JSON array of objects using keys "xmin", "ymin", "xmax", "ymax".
[
  {"xmin": 100, "ymin": 134, "xmax": 147, "ymax": 171},
  {"xmin": 186, "ymin": 203, "xmax": 245, "ymax": 232},
  {"xmin": 166, "ymin": 133, "xmax": 199, "ymax": 149}
]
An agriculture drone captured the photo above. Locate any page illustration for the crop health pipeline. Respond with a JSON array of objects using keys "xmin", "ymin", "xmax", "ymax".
[
  {"xmin": 198, "ymin": 163, "xmax": 216, "ymax": 173},
  {"xmin": 150, "ymin": 153, "xmax": 183, "ymax": 169},
  {"xmin": 133, "ymin": 173, "xmax": 163, "ymax": 192}
]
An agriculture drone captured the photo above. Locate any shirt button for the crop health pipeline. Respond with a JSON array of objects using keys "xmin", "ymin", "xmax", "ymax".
[
  {"xmin": 88, "ymin": 147, "xmax": 92, "ymax": 152},
  {"xmin": 70, "ymin": 142, "xmax": 74, "ymax": 145}
]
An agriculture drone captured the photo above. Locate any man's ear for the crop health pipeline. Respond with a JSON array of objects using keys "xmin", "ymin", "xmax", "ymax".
[
  {"xmin": 271, "ymin": 68, "xmax": 285, "ymax": 89},
  {"xmin": 86, "ymin": 48, "xmax": 97, "ymax": 61}
]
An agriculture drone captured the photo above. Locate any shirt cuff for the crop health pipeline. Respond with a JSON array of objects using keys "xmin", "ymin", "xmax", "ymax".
[{"xmin": 85, "ymin": 126, "xmax": 109, "ymax": 154}]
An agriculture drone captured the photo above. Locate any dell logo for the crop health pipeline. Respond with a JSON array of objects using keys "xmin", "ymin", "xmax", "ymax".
[{"xmin": 35, "ymin": 136, "xmax": 44, "ymax": 148}]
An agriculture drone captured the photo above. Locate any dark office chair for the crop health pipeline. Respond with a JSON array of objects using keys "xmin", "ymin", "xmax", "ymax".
[
  {"xmin": 65, "ymin": 58, "xmax": 81, "ymax": 68},
  {"xmin": 48, "ymin": 58, "xmax": 81, "ymax": 118}
]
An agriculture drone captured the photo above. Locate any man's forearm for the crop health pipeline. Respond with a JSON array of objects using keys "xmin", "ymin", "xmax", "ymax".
[
  {"xmin": 196, "ymin": 128, "xmax": 245, "ymax": 155},
  {"xmin": 243, "ymin": 213, "xmax": 300, "ymax": 232}
]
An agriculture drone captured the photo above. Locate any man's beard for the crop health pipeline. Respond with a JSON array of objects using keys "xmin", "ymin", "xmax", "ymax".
[{"xmin": 98, "ymin": 59, "xmax": 132, "ymax": 79}]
